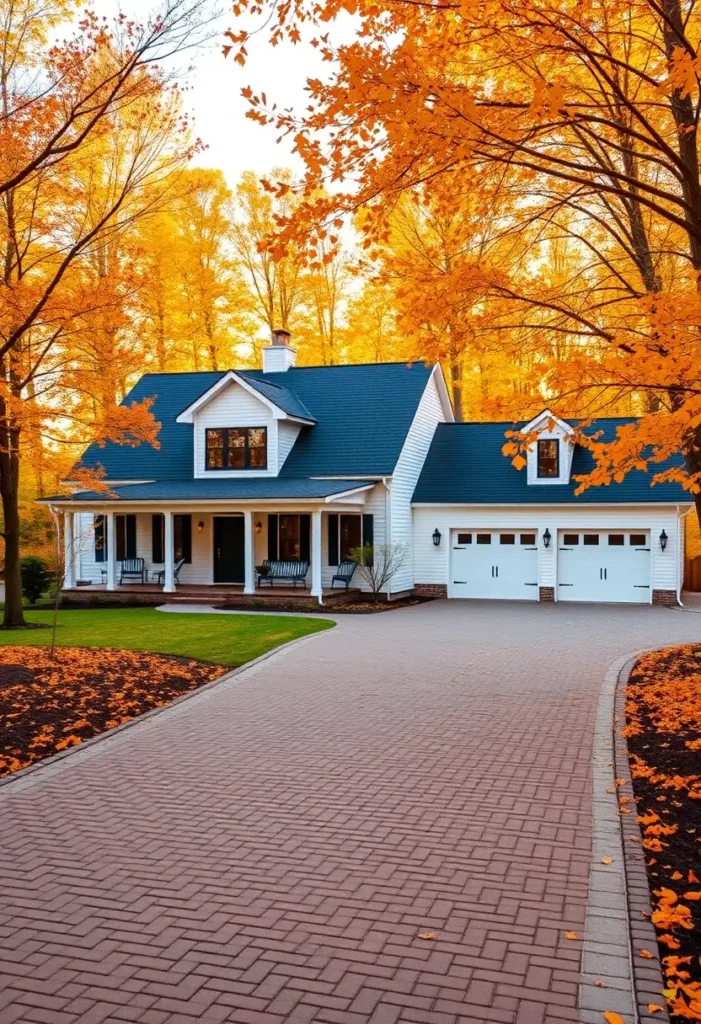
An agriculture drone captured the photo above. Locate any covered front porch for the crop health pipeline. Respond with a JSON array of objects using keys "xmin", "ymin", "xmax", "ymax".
[{"xmin": 60, "ymin": 498, "xmax": 379, "ymax": 606}]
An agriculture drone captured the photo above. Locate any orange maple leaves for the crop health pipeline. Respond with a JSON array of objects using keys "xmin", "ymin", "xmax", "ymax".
[{"xmin": 626, "ymin": 646, "xmax": 701, "ymax": 1021}]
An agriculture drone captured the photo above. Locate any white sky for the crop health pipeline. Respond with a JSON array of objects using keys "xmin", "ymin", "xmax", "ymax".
[{"xmin": 99, "ymin": 0, "xmax": 338, "ymax": 185}]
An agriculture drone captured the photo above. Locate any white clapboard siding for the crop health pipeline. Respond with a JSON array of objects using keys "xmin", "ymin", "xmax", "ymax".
[
  {"xmin": 277, "ymin": 421, "xmax": 301, "ymax": 472},
  {"xmin": 193, "ymin": 381, "xmax": 278, "ymax": 478},
  {"xmin": 388, "ymin": 369, "xmax": 448, "ymax": 592},
  {"xmin": 413, "ymin": 504, "xmax": 685, "ymax": 599}
]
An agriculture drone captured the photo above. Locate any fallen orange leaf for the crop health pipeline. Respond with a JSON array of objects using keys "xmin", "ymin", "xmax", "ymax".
[
  {"xmin": 640, "ymin": 949, "xmax": 655, "ymax": 959},
  {"xmin": 417, "ymin": 931, "xmax": 437, "ymax": 940},
  {"xmin": 647, "ymin": 1006, "xmax": 664, "ymax": 1014},
  {"xmin": 565, "ymin": 931, "xmax": 578, "ymax": 940},
  {"xmin": 601, "ymin": 857, "xmax": 613, "ymax": 865},
  {"xmin": 603, "ymin": 1012, "xmax": 626, "ymax": 1024}
]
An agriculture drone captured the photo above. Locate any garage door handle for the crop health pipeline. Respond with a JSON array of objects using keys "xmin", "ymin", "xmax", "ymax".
[
  {"xmin": 453, "ymin": 580, "xmax": 467, "ymax": 585},
  {"xmin": 634, "ymin": 585, "xmax": 650, "ymax": 588},
  {"xmin": 636, "ymin": 548, "xmax": 650, "ymax": 551},
  {"xmin": 559, "ymin": 583, "xmax": 574, "ymax": 586}
]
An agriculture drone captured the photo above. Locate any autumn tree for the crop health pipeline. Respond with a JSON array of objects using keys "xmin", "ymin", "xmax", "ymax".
[
  {"xmin": 230, "ymin": 0, "xmax": 701, "ymax": 535},
  {"xmin": 230, "ymin": 169, "xmax": 306, "ymax": 363},
  {"xmin": 0, "ymin": 0, "xmax": 212, "ymax": 626}
]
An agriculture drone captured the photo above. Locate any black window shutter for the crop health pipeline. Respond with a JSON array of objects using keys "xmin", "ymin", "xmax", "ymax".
[
  {"xmin": 328, "ymin": 514, "xmax": 339, "ymax": 566},
  {"xmin": 116, "ymin": 515, "xmax": 125, "ymax": 562},
  {"xmin": 152, "ymin": 514, "xmax": 164, "ymax": 563},
  {"xmin": 126, "ymin": 515, "xmax": 137, "ymax": 559},
  {"xmin": 267, "ymin": 514, "xmax": 278, "ymax": 560},
  {"xmin": 362, "ymin": 514, "xmax": 374, "ymax": 550},
  {"xmin": 177, "ymin": 515, "xmax": 192, "ymax": 563},
  {"xmin": 94, "ymin": 515, "xmax": 106, "ymax": 562},
  {"xmin": 299, "ymin": 514, "xmax": 311, "ymax": 562}
]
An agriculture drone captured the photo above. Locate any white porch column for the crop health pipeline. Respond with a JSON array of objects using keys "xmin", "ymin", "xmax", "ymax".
[
  {"xmin": 311, "ymin": 510, "xmax": 323, "ymax": 604},
  {"xmin": 243, "ymin": 510, "xmax": 255, "ymax": 594},
  {"xmin": 164, "ymin": 511, "xmax": 175, "ymax": 592},
  {"xmin": 63, "ymin": 510, "xmax": 75, "ymax": 590},
  {"xmin": 105, "ymin": 512, "xmax": 116, "ymax": 591}
]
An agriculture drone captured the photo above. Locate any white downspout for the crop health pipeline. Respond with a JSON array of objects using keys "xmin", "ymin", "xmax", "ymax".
[
  {"xmin": 382, "ymin": 477, "xmax": 392, "ymax": 600},
  {"xmin": 677, "ymin": 504, "xmax": 695, "ymax": 606}
]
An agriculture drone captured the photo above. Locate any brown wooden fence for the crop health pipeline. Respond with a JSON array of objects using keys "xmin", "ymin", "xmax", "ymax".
[{"xmin": 684, "ymin": 556, "xmax": 701, "ymax": 592}]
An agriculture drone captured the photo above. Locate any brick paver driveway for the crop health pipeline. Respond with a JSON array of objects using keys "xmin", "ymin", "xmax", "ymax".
[{"xmin": 1, "ymin": 601, "xmax": 700, "ymax": 1024}]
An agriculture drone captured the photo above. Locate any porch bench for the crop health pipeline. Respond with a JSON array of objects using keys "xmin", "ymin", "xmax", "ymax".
[
  {"xmin": 119, "ymin": 558, "xmax": 146, "ymax": 584},
  {"xmin": 258, "ymin": 560, "xmax": 309, "ymax": 588},
  {"xmin": 331, "ymin": 560, "xmax": 357, "ymax": 590}
]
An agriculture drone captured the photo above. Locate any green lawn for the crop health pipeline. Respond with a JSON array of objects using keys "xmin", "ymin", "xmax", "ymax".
[{"xmin": 0, "ymin": 608, "xmax": 334, "ymax": 666}]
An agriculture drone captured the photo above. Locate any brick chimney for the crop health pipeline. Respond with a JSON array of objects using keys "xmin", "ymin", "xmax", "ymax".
[{"xmin": 262, "ymin": 328, "xmax": 296, "ymax": 373}]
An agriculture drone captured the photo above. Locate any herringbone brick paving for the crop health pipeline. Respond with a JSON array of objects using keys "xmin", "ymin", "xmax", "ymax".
[{"xmin": 1, "ymin": 600, "xmax": 698, "ymax": 1024}]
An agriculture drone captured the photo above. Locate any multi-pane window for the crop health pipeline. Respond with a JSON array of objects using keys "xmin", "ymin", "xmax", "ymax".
[
  {"xmin": 205, "ymin": 428, "xmax": 267, "ymax": 470},
  {"xmin": 537, "ymin": 439, "xmax": 559, "ymax": 478}
]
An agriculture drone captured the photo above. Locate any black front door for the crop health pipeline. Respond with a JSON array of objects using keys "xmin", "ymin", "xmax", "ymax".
[{"xmin": 213, "ymin": 517, "xmax": 245, "ymax": 583}]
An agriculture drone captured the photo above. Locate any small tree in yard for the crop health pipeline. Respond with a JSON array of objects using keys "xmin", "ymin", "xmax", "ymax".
[
  {"xmin": 20, "ymin": 556, "xmax": 52, "ymax": 606},
  {"xmin": 349, "ymin": 543, "xmax": 409, "ymax": 603}
]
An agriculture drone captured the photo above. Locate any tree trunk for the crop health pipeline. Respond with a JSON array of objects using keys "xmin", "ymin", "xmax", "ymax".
[{"xmin": 0, "ymin": 402, "xmax": 24, "ymax": 627}]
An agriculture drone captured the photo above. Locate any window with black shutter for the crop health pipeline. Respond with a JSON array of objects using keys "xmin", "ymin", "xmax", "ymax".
[
  {"xmin": 152, "ymin": 514, "xmax": 164, "ymax": 563},
  {"xmin": 116, "ymin": 515, "xmax": 137, "ymax": 561},
  {"xmin": 174, "ymin": 515, "xmax": 192, "ymax": 563},
  {"xmin": 94, "ymin": 515, "xmax": 107, "ymax": 562}
]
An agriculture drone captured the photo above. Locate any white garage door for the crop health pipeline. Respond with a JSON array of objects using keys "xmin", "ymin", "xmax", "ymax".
[
  {"xmin": 451, "ymin": 530, "xmax": 539, "ymax": 600},
  {"xmin": 557, "ymin": 531, "xmax": 651, "ymax": 603}
]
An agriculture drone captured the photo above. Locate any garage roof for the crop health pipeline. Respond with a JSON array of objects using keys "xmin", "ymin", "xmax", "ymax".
[{"xmin": 412, "ymin": 420, "xmax": 691, "ymax": 504}]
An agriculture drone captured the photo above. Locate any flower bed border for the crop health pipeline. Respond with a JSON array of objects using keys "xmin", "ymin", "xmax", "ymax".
[{"xmin": 579, "ymin": 651, "xmax": 670, "ymax": 1024}]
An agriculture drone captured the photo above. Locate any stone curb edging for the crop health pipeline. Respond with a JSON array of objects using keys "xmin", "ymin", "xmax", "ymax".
[
  {"xmin": 0, "ymin": 627, "xmax": 332, "ymax": 796},
  {"xmin": 578, "ymin": 650, "xmax": 669, "ymax": 1024},
  {"xmin": 613, "ymin": 658, "xmax": 671, "ymax": 1024}
]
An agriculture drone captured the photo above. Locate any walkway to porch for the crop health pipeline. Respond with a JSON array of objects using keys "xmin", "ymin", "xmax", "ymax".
[{"xmin": 62, "ymin": 583, "xmax": 362, "ymax": 606}]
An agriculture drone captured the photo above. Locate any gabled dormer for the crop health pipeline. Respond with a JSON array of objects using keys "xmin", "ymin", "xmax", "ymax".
[
  {"xmin": 523, "ymin": 409, "xmax": 575, "ymax": 486},
  {"xmin": 176, "ymin": 332, "xmax": 316, "ymax": 479}
]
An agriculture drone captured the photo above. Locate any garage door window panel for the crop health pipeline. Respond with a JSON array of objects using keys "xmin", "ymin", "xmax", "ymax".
[
  {"xmin": 562, "ymin": 534, "xmax": 579, "ymax": 546},
  {"xmin": 630, "ymin": 534, "xmax": 647, "ymax": 547},
  {"xmin": 476, "ymin": 534, "xmax": 491, "ymax": 544},
  {"xmin": 609, "ymin": 534, "xmax": 625, "ymax": 546},
  {"xmin": 583, "ymin": 535, "xmax": 599, "ymax": 546},
  {"xmin": 500, "ymin": 534, "xmax": 515, "ymax": 545},
  {"xmin": 520, "ymin": 534, "xmax": 536, "ymax": 545},
  {"xmin": 456, "ymin": 533, "xmax": 472, "ymax": 545}
]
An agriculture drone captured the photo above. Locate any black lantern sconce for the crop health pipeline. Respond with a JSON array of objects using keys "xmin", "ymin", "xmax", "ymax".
[
  {"xmin": 432, "ymin": 528, "xmax": 442, "ymax": 547},
  {"xmin": 543, "ymin": 528, "xmax": 552, "ymax": 548},
  {"xmin": 660, "ymin": 529, "xmax": 668, "ymax": 552},
  {"xmin": 255, "ymin": 520, "xmax": 263, "ymax": 535},
  {"xmin": 197, "ymin": 520, "xmax": 205, "ymax": 534}
]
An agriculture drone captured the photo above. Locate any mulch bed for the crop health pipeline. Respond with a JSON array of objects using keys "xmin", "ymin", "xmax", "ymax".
[
  {"xmin": 625, "ymin": 645, "xmax": 701, "ymax": 1022},
  {"xmin": 0, "ymin": 646, "xmax": 226, "ymax": 778}
]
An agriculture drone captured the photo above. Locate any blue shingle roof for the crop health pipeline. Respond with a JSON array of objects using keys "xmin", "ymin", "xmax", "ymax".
[
  {"xmin": 76, "ymin": 362, "xmax": 434, "ymax": 481},
  {"xmin": 237, "ymin": 372, "xmax": 316, "ymax": 422},
  {"xmin": 412, "ymin": 420, "xmax": 690, "ymax": 504},
  {"xmin": 52, "ymin": 478, "xmax": 372, "ymax": 503}
]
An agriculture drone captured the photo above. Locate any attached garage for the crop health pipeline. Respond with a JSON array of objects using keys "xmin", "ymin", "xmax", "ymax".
[
  {"xmin": 557, "ymin": 530, "xmax": 651, "ymax": 604},
  {"xmin": 451, "ymin": 529, "xmax": 539, "ymax": 600}
]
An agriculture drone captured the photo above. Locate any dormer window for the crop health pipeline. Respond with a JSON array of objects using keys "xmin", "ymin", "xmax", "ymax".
[
  {"xmin": 537, "ymin": 439, "xmax": 559, "ymax": 478},
  {"xmin": 205, "ymin": 427, "xmax": 267, "ymax": 470}
]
